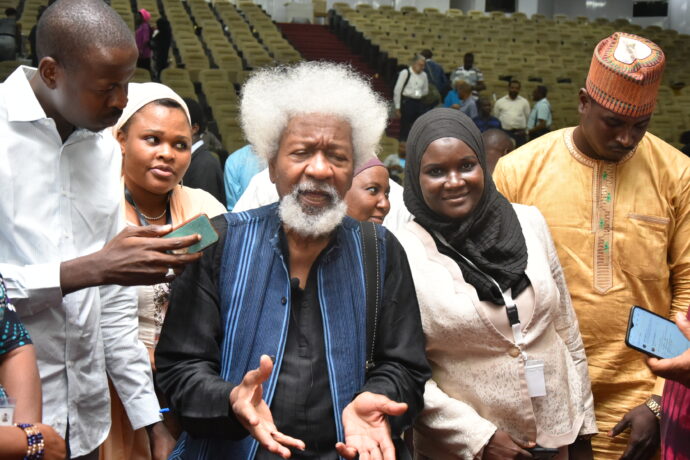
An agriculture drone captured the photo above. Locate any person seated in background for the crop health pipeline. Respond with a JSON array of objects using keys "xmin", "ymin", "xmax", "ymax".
[
  {"xmin": 450, "ymin": 52, "xmax": 486, "ymax": 93},
  {"xmin": 493, "ymin": 80, "xmax": 531, "ymax": 147},
  {"xmin": 397, "ymin": 108, "xmax": 597, "ymax": 459},
  {"xmin": 527, "ymin": 85, "xmax": 552, "ymax": 140},
  {"xmin": 224, "ymin": 144, "xmax": 264, "ymax": 210},
  {"xmin": 483, "ymin": 128, "xmax": 515, "ymax": 174},
  {"xmin": 394, "ymin": 54, "xmax": 429, "ymax": 141},
  {"xmin": 155, "ymin": 61, "xmax": 430, "ymax": 460},
  {"xmin": 0, "ymin": 274, "xmax": 66, "ymax": 460},
  {"xmin": 473, "ymin": 97, "xmax": 502, "ymax": 133},
  {"xmin": 181, "ymin": 97, "xmax": 226, "ymax": 207},
  {"xmin": 444, "ymin": 80, "xmax": 478, "ymax": 119},
  {"xmin": 443, "ymin": 79, "xmax": 463, "ymax": 109},
  {"xmin": 99, "ymin": 82, "xmax": 227, "ymax": 460},
  {"xmin": 420, "ymin": 49, "xmax": 449, "ymax": 99},
  {"xmin": 345, "ymin": 157, "xmax": 391, "ymax": 224}
]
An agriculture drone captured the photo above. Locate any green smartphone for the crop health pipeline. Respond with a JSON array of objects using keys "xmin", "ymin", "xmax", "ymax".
[{"xmin": 162, "ymin": 214, "xmax": 219, "ymax": 254}]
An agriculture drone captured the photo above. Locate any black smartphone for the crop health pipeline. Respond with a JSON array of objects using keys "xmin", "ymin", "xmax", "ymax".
[
  {"xmin": 526, "ymin": 446, "xmax": 559, "ymax": 459},
  {"xmin": 625, "ymin": 305, "xmax": 690, "ymax": 359},
  {"xmin": 162, "ymin": 214, "xmax": 219, "ymax": 254}
]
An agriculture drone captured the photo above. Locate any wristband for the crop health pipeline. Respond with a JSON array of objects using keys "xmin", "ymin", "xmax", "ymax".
[
  {"xmin": 645, "ymin": 397, "xmax": 662, "ymax": 421},
  {"xmin": 15, "ymin": 423, "xmax": 45, "ymax": 460}
]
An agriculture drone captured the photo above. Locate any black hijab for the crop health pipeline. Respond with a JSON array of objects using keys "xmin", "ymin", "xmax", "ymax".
[{"xmin": 403, "ymin": 108, "xmax": 529, "ymax": 305}]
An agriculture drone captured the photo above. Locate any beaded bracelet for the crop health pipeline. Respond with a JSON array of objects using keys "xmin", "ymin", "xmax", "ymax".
[{"xmin": 15, "ymin": 423, "xmax": 45, "ymax": 460}]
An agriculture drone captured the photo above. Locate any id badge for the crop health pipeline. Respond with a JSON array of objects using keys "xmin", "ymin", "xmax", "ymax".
[
  {"xmin": 0, "ymin": 397, "xmax": 15, "ymax": 426},
  {"xmin": 525, "ymin": 360, "xmax": 546, "ymax": 398}
]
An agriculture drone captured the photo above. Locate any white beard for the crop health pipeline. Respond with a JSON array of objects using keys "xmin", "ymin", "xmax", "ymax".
[{"xmin": 279, "ymin": 180, "xmax": 347, "ymax": 238}]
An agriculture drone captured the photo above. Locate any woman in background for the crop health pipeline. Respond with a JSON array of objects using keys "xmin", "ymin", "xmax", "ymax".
[
  {"xmin": 345, "ymin": 157, "xmax": 390, "ymax": 224},
  {"xmin": 135, "ymin": 8, "xmax": 153, "ymax": 71},
  {"xmin": 100, "ymin": 82, "xmax": 226, "ymax": 460}
]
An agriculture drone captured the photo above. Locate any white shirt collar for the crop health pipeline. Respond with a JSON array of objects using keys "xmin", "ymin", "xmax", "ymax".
[
  {"xmin": 192, "ymin": 139, "xmax": 204, "ymax": 154},
  {"xmin": 5, "ymin": 65, "xmax": 104, "ymax": 140},
  {"xmin": 5, "ymin": 66, "xmax": 48, "ymax": 123}
]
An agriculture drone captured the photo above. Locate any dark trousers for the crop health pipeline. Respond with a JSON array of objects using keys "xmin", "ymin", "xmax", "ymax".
[
  {"xmin": 400, "ymin": 97, "xmax": 426, "ymax": 142},
  {"xmin": 530, "ymin": 127, "xmax": 550, "ymax": 140},
  {"xmin": 507, "ymin": 128, "xmax": 528, "ymax": 147}
]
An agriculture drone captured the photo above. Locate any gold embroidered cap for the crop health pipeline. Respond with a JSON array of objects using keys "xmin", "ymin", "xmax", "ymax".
[{"xmin": 586, "ymin": 32, "xmax": 665, "ymax": 118}]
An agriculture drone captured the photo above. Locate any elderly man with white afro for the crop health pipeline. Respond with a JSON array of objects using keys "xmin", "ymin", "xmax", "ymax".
[{"xmin": 240, "ymin": 61, "xmax": 388, "ymax": 167}]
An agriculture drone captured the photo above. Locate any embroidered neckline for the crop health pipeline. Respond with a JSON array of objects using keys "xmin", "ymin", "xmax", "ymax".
[{"xmin": 563, "ymin": 127, "xmax": 637, "ymax": 167}]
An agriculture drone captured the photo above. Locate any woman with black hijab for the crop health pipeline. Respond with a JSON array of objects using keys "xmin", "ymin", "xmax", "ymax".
[{"xmin": 394, "ymin": 109, "xmax": 597, "ymax": 459}]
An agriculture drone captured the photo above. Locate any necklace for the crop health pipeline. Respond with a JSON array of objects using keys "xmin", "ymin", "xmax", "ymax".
[
  {"xmin": 124, "ymin": 187, "xmax": 171, "ymax": 224},
  {"xmin": 136, "ymin": 206, "xmax": 167, "ymax": 221}
]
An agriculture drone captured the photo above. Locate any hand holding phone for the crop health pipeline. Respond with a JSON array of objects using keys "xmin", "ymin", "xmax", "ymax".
[
  {"xmin": 626, "ymin": 305, "xmax": 690, "ymax": 359},
  {"xmin": 162, "ymin": 214, "xmax": 219, "ymax": 254},
  {"xmin": 646, "ymin": 311, "xmax": 690, "ymax": 387}
]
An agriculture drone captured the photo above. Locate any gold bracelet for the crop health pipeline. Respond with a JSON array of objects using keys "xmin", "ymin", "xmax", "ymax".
[{"xmin": 645, "ymin": 397, "xmax": 662, "ymax": 420}]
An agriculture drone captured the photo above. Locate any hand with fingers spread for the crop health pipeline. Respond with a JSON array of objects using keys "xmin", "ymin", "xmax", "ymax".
[
  {"xmin": 230, "ymin": 355, "xmax": 305, "ymax": 458},
  {"xmin": 482, "ymin": 430, "xmax": 534, "ymax": 460},
  {"xmin": 60, "ymin": 224, "xmax": 202, "ymax": 294},
  {"xmin": 608, "ymin": 398, "xmax": 660, "ymax": 460},
  {"xmin": 646, "ymin": 311, "xmax": 690, "ymax": 387},
  {"xmin": 335, "ymin": 391, "xmax": 408, "ymax": 460}
]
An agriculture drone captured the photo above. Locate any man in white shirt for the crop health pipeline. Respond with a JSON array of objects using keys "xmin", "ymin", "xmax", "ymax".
[
  {"xmin": 393, "ymin": 54, "xmax": 429, "ymax": 142},
  {"xmin": 527, "ymin": 85, "xmax": 552, "ymax": 140},
  {"xmin": 492, "ymin": 79, "xmax": 531, "ymax": 147},
  {"xmin": 0, "ymin": 1, "xmax": 201, "ymax": 458}
]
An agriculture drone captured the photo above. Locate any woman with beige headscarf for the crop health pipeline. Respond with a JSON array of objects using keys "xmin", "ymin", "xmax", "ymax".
[{"xmin": 100, "ymin": 82, "xmax": 226, "ymax": 460}]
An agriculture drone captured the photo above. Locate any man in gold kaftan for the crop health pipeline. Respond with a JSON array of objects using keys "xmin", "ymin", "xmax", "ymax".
[{"xmin": 494, "ymin": 32, "xmax": 690, "ymax": 459}]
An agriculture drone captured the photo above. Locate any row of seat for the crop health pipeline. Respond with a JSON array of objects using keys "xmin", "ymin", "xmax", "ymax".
[
  {"xmin": 149, "ymin": 0, "xmax": 304, "ymax": 152},
  {"xmin": 333, "ymin": 5, "xmax": 689, "ymax": 146}
]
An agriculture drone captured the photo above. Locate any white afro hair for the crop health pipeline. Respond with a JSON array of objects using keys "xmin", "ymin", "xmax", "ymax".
[{"xmin": 240, "ymin": 61, "xmax": 388, "ymax": 167}]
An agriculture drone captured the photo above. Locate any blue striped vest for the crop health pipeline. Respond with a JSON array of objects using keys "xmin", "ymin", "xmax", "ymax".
[{"xmin": 170, "ymin": 204, "xmax": 387, "ymax": 459}]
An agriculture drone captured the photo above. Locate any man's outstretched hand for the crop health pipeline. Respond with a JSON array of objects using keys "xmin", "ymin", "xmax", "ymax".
[
  {"xmin": 335, "ymin": 391, "xmax": 408, "ymax": 460},
  {"xmin": 230, "ymin": 355, "xmax": 306, "ymax": 458}
]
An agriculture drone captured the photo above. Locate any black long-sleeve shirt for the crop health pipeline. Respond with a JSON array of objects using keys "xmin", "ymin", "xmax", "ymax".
[
  {"xmin": 155, "ymin": 215, "xmax": 430, "ymax": 456},
  {"xmin": 183, "ymin": 143, "xmax": 226, "ymax": 208}
]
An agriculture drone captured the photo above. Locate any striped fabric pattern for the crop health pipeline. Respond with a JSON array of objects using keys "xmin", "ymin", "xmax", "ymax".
[
  {"xmin": 172, "ymin": 203, "xmax": 387, "ymax": 460},
  {"xmin": 586, "ymin": 32, "xmax": 665, "ymax": 118}
]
